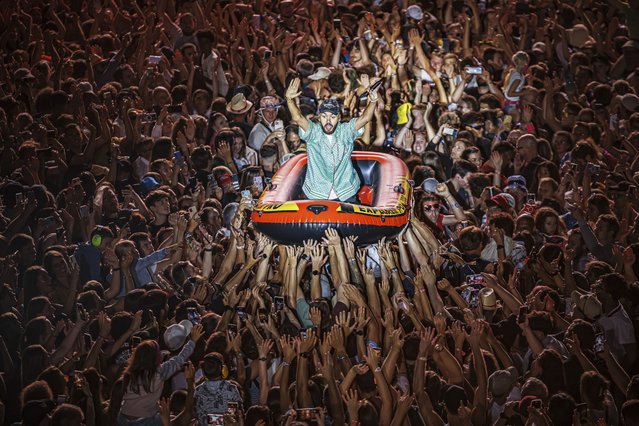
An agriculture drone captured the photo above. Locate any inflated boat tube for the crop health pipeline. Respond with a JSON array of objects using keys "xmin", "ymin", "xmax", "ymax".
[{"xmin": 250, "ymin": 152, "xmax": 412, "ymax": 245}]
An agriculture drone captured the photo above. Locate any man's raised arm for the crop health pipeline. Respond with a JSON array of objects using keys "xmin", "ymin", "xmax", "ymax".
[
  {"xmin": 285, "ymin": 78, "xmax": 310, "ymax": 132},
  {"xmin": 354, "ymin": 79, "xmax": 381, "ymax": 131}
]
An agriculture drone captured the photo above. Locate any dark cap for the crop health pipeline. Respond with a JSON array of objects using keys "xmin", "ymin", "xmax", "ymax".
[{"xmin": 318, "ymin": 98, "xmax": 341, "ymax": 115}]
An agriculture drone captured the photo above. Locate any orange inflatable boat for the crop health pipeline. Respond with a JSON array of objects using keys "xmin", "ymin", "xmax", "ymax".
[{"xmin": 251, "ymin": 152, "xmax": 412, "ymax": 245}]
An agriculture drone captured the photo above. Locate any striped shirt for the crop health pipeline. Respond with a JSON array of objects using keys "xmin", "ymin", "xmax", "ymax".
[{"xmin": 300, "ymin": 118, "xmax": 364, "ymax": 201}]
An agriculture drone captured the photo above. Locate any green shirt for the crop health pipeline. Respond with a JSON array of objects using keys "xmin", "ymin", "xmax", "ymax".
[{"xmin": 300, "ymin": 118, "xmax": 364, "ymax": 201}]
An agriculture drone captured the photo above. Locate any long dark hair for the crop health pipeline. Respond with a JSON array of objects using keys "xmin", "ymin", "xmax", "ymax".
[{"xmin": 122, "ymin": 340, "xmax": 160, "ymax": 394}]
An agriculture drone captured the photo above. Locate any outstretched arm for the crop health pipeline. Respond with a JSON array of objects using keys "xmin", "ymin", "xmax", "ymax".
[
  {"xmin": 354, "ymin": 82, "xmax": 381, "ymax": 131},
  {"xmin": 285, "ymin": 78, "xmax": 310, "ymax": 131}
]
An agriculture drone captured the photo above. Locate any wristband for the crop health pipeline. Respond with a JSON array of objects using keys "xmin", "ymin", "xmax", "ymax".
[
  {"xmin": 337, "ymin": 354, "xmax": 347, "ymax": 360},
  {"xmin": 204, "ymin": 248, "xmax": 213, "ymax": 252},
  {"xmin": 281, "ymin": 361, "xmax": 290, "ymax": 367},
  {"xmin": 312, "ymin": 270, "xmax": 320, "ymax": 276},
  {"xmin": 113, "ymin": 267, "xmax": 121, "ymax": 271},
  {"xmin": 300, "ymin": 352, "xmax": 310, "ymax": 358},
  {"xmin": 355, "ymin": 330, "xmax": 364, "ymax": 336},
  {"xmin": 259, "ymin": 357, "xmax": 267, "ymax": 361},
  {"xmin": 302, "ymin": 254, "xmax": 310, "ymax": 261}
]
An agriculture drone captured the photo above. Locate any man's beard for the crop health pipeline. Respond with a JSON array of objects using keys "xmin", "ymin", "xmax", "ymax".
[{"xmin": 322, "ymin": 123, "xmax": 336, "ymax": 135}]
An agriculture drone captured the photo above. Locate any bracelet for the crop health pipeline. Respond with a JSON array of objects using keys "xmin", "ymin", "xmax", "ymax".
[
  {"xmin": 259, "ymin": 357, "xmax": 267, "ymax": 361},
  {"xmin": 300, "ymin": 352, "xmax": 310, "ymax": 358},
  {"xmin": 337, "ymin": 354, "xmax": 347, "ymax": 360},
  {"xmin": 281, "ymin": 361, "xmax": 290, "ymax": 367},
  {"xmin": 496, "ymin": 245, "xmax": 505, "ymax": 249},
  {"xmin": 418, "ymin": 288, "xmax": 427, "ymax": 293},
  {"xmin": 312, "ymin": 270, "xmax": 320, "ymax": 276},
  {"xmin": 418, "ymin": 356, "xmax": 427, "ymax": 361},
  {"xmin": 236, "ymin": 245, "xmax": 245, "ymax": 249},
  {"xmin": 355, "ymin": 330, "xmax": 364, "ymax": 336},
  {"xmin": 204, "ymin": 248, "xmax": 213, "ymax": 252},
  {"xmin": 113, "ymin": 267, "xmax": 121, "ymax": 271},
  {"xmin": 390, "ymin": 267, "xmax": 399, "ymax": 274}
]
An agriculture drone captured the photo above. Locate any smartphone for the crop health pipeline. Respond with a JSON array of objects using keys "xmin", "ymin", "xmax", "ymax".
[
  {"xmin": 594, "ymin": 333, "xmax": 605, "ymax": 353},
  {"xmin": 299, "ymin": 329, "xmax": 307, "ymax": 339},
  {"xmin": 333, "ymin": 18, "xmax": 341, "ymax": 25},
  {"xmin": 469, "ymin": 290, "xmax": 480, "ymax": 307},
  {"xmin": 188, "ymin": 206, "xmax": 198, "ymax": 219},
  {"xmin": 174, "ymin": 151, "xmax": 184, "ymax": 165},
  {"xmin": 518, "ymin": 305, "xmax": 528, "ymax": 323},
  {"xmin": 42, "ymin": 216, "xmax": 56, "ymax": 228},
  {"xmin": 531, "ymin": 399, "xmax": 542, "ymax": 409},
  {"xmin": 206, "ymin": 414, "xmax": 224, "ymax": 425},
  {"xmin": 230, "ymin": 174, "xmax": 240, "ymax": 191},
  {"xmin": 143, "ymin": 113, "xmax": 157, "ymax": 123},
  {"xmin": 187, "ymin": 307, "xmax": 201, "ymax": 325},
  {"xmin": 263, "ymin": 49, "xmax": 271, "ymax": 60},
  {"xmin": 227, "ymin": 402, "xmax": 239, "ymax": 422},
  {"xmin": 241, "ymin": 190, "xmax": 252, "ymax": 201},
  {"xmin": 253, "ymin": 176, "xmax": 264, "ymax": 192},
  {"xmin": 586, "ymin": 163, "xmax": 601, "ymax": 176},
  {"xmin": 576, "ymin": 403, "xmax": 588, "ymax": 417},
  {"xmin": 273, "ymin": 119, "xmax": 284, "ymax": 130},
  {"xmin": 370, "ymin": 78, "xmax": 384, "ymax": 92},
  {"xmin": 167, "ymin": 104, "xmax": 182, "ymax": 114},
  {"xmin": 296, "ymin": 408, "xmax": 318, "ymax": 420},
  {"xmin": 465, "ymin": 66, "xmax": 483, "ymax": 75},
  {"xmin": 148, "ymin": 55, "xmax": 162, "ymax": 65},
  {"xmin": 36, "ymin": 147, "xmax": 53, "ymax": 157},
  {"xmin": 79, "ymin": 205, "xmax": 90, "ymax": 218},
  {"xmin": 569, "ymin": 162, "xmax": 579, "ymax": 173},
  {"xmin": 131, "ymin": 335, "xmax": 142, "ymax": 347},
  {"xmin": 74, "ymin": 370, "xmax": 84, "ymax": 385},
  {"xmin": 227, "ymin": 323, "xmax": 237, "ymax": 340},
  {"xmin": 466, "ymin": 274, "xmax": 483, "ymax": 286},
  {"xmin": 442, "ymin": 127, "xmax": 458, "ymax": 137},
  {"xmin": 84, "ymin": 333, "xmax": 92, "ymax": 351},
  {"xmin": 526, "ymin": 193, "xmax": 536, "ymax": 204},
  {"xmin": 274, "ymin": 296, "xmax": 285, "ymax": 312},
  {"xmin": 236, "ymin": 307, "xmax": 247, "ymax": 324},
  {"xmin": 503, "ymin": 115, "xmax": 513, "ymax": 126}
]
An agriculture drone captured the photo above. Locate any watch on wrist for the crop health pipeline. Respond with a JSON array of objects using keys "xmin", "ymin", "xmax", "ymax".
[{"xmin": 312, "ymin": 270, "xmax": 320, "ymax": 276}]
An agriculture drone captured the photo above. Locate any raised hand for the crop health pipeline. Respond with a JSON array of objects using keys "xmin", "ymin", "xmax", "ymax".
[
  {"xmin": 190, "ymin": 324, "xmax": 204, "ymax": 342},
  {"xmin": 322, "ymin": 228, "xmax": 341, "ymax": 247},
  {"xmin": 285, "ymin": 78, "xmax": 302, "ymax": 101},
  {"xmin": 257, "ymin": 339, "xmax": 274, "ymax": 359},
  {"xmin": 279, "ymin": 335, "xmax": 296, "ymax": 362}
]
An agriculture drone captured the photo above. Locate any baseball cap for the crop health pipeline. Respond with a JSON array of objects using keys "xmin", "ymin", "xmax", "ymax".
[
  {"xmin": 571, "ymin": 290, "xmax": 602, "ymax": 320},
  {"xmin": 506, "ymin": 175, "xmax": 527, "ymax": 191},
  {"xmin": 138, "ymin": 176, "xmax": 161, "ymax": 195},
  {"xmin": 163, "ymin": 320, "xmax": 193, "ymax": 351},
  {"xmin": 422, "ymin": 178, "xmax": 439, "ymax": 193},
  {"xmin": 406, "ymin": 5, "xmax": 424, "ymax": 20},
  {"xmin": 308, "ymin": 66, "xmax": 331, "ymax": 81},
  {"xmin": 487, "ymin": 193, "xmax": 516, "ymax": 209},
  {"xmin": 488, "ymin": 367, "xmax": 518, "ymax": 397},
  {"xmin": 318, "ymin": 98, "xmax": 341, "ymax": 115}
]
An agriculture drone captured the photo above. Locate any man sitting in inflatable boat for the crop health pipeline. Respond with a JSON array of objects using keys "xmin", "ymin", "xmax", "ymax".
[{"xmin": 285, "ymin": 77, "xmax": 381, "ymax": 203}]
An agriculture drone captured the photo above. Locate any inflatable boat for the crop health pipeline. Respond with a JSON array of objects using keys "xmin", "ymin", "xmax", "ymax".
[{"xmin": 250, "ymin": 152, "xmax": 412, "ymax": 245}]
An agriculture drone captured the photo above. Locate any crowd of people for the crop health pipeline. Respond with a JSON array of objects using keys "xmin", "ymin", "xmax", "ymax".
[{"xmin": 1, "ymin": 0, "xmax": 639, "ymax": 425}]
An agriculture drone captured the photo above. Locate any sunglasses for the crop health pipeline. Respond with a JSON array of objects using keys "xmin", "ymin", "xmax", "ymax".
[{"xmin": 423, "ymin": 204, "xmax": 440, "ymax": 211}]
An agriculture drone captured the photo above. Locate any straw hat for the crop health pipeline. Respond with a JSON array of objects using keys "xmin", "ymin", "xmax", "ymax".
[{"xmin": 226, "ymin": 93, "xmax": 253, "ymax": 115}]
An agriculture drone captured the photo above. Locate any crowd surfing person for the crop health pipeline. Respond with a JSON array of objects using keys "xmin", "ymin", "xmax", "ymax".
[{"xmin": 1, "ymin": 0, "xmax": 639, "ymax": 425}]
